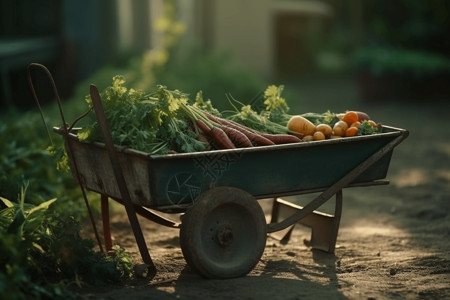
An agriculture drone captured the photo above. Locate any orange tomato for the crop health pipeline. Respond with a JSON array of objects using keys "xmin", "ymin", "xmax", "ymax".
[
  {"xmin": 342, "ymin": 111, "xmax": 359, "ymax": 126},
  {"xmin": 345, "ymin": 126, "xmax": 358, "ymax": 137}
]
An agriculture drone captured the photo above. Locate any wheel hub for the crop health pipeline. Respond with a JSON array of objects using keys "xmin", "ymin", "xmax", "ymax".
[{"xmin": 217, "ymin": 224, "xmax": 233, "ymax": 247}]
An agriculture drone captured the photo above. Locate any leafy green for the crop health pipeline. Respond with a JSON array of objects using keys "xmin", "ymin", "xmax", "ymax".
[
  {"xmin": 193, "ymin": 90, "xmax": 221, "ymax": 116},
  {"xmin": 0, "ymin": 188, "xmax": 133, "ymax": 299},
  {"xmin": 300, "ymin": 110, "xmax": 339, "ymax": 126},
  {"xmin": 225, "ymin": 85, "xmax": 339, "ymax": 134},
  {"xmin": 78, "ymin": 77, "xmax": 207, "ymax": 155},
  {"xmin": 262, "ymin": 85, "xmax": 291, "ymax": 124},
  {"xmin": 358, "ymin": 120, "xmax": 382, "ymax": 135},
  {"xmin": 227, "ymin": 97, "xmax": 288, "ymax": 134}
]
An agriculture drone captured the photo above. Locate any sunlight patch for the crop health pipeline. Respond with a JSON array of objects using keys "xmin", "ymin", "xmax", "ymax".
[
  {"xmin": 392, "ymin": 168, "xmax": 428, "ymax": 187},
  {"xmin": 348, "ymin": 220, "xmax": 409, "ymax": 238}
]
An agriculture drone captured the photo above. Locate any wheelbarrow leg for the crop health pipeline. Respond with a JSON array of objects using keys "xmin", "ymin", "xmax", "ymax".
[
  {"xmin": 270, "ymin": 190, "xmax": 343, "ymax": 253},
  {"xmin": 101, "ymin": 194, "xmax": 113, "ymax": 252},
  {"xmin": 89, "ymin": 85, "xmax": 156, "ymax": 275}
]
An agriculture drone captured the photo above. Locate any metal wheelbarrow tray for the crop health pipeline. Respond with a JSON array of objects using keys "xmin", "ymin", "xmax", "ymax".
[
  {"xmin": 58, "ymin": 125, "xmax": 404, "ymax": 209},
  {"xmin": 29, "ymin": 63, "xmax": 408, "ymax": 279}
]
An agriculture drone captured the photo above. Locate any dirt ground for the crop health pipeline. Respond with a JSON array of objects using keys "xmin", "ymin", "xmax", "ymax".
[{"xmin": 75, "ymin": 77, "xmax": 450, "ymax": 300}]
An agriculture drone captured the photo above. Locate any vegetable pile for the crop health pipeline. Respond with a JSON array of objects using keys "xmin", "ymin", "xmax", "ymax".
[
  {"xmin": 287, "ymin": 110, "xmax": 382, "ymax": 141},
  {"xmin": 77, "ymin": 77, "xmax": 382, "ymax": 155}
]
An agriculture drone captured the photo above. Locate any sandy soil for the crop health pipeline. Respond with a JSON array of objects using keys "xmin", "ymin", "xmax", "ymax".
[{"xmin": 74, "ymin": 79, "xmax": 450, "ymax": 300}]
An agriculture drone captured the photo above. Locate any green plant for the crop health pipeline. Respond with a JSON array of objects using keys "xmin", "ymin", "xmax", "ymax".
[
  {"xmin": 0, "ymin": 111, "xmax": 64, "ymax": 203},
  {"xmin": 361, "ymin": 0, "xmax": 450, "ymax": 54},
  {"xmin": 0, "ymin": 188, "xmax": 133, "ymax": 300},
  {"xmin": 353, "ymin": 46, "xmax": 450, "ymax": 79}
]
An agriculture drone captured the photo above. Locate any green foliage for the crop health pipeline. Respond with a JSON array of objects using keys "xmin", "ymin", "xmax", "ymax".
[
  {"xmin": 354, "ymin": 46, "xmax": 450, "ymax": 79},
  {"xmin": 193, "ymin": 90, "xmax": 221, "ymax": 116},
  {"xmin": 0, "ymin": 189, "xmax": 133, "ymax": 300},
  {"xmin": 357, "ymin": 120, "xmax": 382, "ymax": 136},
  {"xmin": 79, "ymin": 77, "xmax": 208, "ymax": 155},
  {"xmin": 361, "ymin": 0, "xmax": 450, "ymax": 54},
  {"xmin": 261, "ymin": 85, "xmax": 290, "ymax": 124},
  {"xmin": 353, "ymin": 0, "xmax": 450, "ymax": 80},
  {"xmin": 154, "ymin": 49, "xmax": 266, "ymax": 111},
  {"xmin": 300, "ymin": 111, "xmax": 339, "ymax": 127},
  {"xmin": 225, "ymin": 85, "xmax": 292, "ymax": 134},
  {"xmin": 0, "ymin": 111, "xmax": 65, "ymax": 203}
]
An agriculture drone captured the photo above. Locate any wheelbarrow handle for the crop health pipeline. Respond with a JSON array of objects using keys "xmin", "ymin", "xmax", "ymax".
[
  {"xmin": 27, "ymin": 63, "xmax": 64, "ymax": 145},
  {"xmin": 26, "ymin": 63, "xmax": 91, "ymax": 144}
]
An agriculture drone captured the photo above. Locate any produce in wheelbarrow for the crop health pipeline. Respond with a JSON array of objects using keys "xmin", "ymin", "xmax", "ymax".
[{"xmin": 74, "ymin": 76, "xmax": 383, "ymax": 157}]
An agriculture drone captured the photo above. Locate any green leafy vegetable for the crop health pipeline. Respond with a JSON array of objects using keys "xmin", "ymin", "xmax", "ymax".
[
  {"xmin": 78, "ymin": 77, "xmax": 207, "ymax": 155},
  {"xmin": 193, "ymin": 90, "xmax": 221, "ymax": 116},
  {"xmin": 300, "ymin": 110, "xmax": 339, "ymax": 126},
  {"xmin": 358, "ymin": 120, "xmax": 382, "ymax": 135}
]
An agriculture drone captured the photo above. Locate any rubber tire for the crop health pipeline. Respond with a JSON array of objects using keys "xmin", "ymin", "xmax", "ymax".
[{"xmin": 179, "ymin": 186, "xmax": 267, "ymax": 279}]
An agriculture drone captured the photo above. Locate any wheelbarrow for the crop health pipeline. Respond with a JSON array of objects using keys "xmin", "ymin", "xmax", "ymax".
[{"xmin": 28, "ymin": 63, "xmax": 409, "ymax": 279}]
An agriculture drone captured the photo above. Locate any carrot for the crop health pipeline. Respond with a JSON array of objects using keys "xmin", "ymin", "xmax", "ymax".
[
  {"xmin": 195, "ymin": 119, "xmax": 236, "ymax": 149},
  {"xmin": 210, "ymin": 127, "xmax": 237, "ymax": 149},
  {"xmin": 260, "ymin": 133, "xmax": 302, "ymax": 144},
  {"xmin": 204, "ymin": 113, "xmax": 275, "ymax": 146},
  {"xmin": 221, "ymin": 126, "xmax": 253, "ymax": 147},
  {"xmin": 195, "ymin": 118, "xmax": 211, "ymax": 134},
  {"xmin": 204, "ymin": 112, "xmax": 223, "ymax": 125},
  {"xmin": 236, "ymin": 126, "xmax": 275, "ymax": 146}
]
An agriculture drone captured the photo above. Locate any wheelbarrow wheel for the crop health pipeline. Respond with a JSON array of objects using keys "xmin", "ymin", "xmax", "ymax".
[{"xmin": 179, "ymin": 186, "xmax": 267, "ymax": 279}]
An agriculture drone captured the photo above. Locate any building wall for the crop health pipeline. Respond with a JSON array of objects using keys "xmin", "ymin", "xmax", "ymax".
[
  {"xmin": 213, "ymin": 0, "xmax": 274, "ymax": 79},
  {"xmin": 207, "ymin": 0, "xmax": 332, "ymax": 79}
]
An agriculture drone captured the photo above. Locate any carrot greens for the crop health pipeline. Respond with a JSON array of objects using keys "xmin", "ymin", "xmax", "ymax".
[{"xmin": 79, "ymin": 76, "xmax": 207, "ymax": 155}]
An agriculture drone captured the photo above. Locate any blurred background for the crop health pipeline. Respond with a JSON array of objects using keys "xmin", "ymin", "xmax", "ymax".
[{"xmin": 2, "ymin": 0, "xmax": 450, "ymax": 110}]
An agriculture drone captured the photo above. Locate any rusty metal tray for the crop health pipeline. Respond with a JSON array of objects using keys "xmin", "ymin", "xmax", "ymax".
[{"xmin": 56, "ymin": 125, "xmax": 407, "ymax": 210}]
